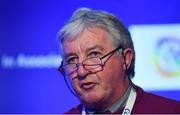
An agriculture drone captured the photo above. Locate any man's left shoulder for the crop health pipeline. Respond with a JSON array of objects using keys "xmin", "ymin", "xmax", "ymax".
[
  {"xmin": 133, "ymin": 85, "xmax": 180, "ymax": 113},
  {"xmin": 143, "ymin": 91, "xmax": 180, "ymax": 105}
]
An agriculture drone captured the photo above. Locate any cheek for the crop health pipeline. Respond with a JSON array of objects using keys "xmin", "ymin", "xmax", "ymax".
[
  {"xmin": 96, "ymin": 67, "xmax": 114, "ymax": 90},
  {"xmin": 109, "ymin": 57, "xmax": 124, "ymax": 76},
  {"xmin": 71, "ymin": 79, "xmax": 82, "ymax": 94},
  {"xmin": 98, "ymin": 57, "xmax": 124, "ymax": 87}
]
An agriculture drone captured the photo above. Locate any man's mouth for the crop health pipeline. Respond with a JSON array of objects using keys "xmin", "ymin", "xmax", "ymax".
[{"xmin": 81, "ymin": 82, "xmax": 96, "ymax": 90}]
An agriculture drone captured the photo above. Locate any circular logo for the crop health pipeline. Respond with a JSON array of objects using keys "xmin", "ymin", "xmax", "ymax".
[{"xmin": 153, "ymin": 37, "xmax": 180, "ymax": 77}]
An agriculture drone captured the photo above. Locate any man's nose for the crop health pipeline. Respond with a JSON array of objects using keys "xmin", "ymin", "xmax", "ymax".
[{"xmin": 77, "ymin": 64, "xmax": 89, "ymax": 78}]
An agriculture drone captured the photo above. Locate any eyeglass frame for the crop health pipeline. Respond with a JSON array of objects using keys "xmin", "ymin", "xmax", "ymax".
[{"xmin": 58, "ymin": 45, "xmax": 124, "ymax": 76}]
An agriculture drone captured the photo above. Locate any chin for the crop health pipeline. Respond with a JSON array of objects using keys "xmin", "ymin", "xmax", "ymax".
[{"xmin": 81, "ymin": 93, "xmax": 105, "ymax": 108}]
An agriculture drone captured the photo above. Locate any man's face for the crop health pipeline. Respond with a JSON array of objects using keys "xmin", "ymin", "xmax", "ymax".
[{"xmin": 63, "ymin": 27, "xmax": 130, "ymax": 110}]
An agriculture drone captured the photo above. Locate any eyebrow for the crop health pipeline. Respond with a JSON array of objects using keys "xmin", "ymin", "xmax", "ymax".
[
  {"xmin": 63, "ymin": 52, "xmax": 77, "ymax": 60},
  {"xmin": 86, "ymin": 45, "xmax": 104, "ymax": 52},
  {"xmin": 63, "ymin": 45, "xmax": 104, "ymax": 59}
]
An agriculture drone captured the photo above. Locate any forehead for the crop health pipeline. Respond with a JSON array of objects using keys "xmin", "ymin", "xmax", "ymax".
[{"xmin": 63, "ymin": 27, "xmax": 115, "ymax": 55}]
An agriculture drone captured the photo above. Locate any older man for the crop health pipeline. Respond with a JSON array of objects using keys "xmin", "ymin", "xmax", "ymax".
[{"xmin": 58, "ymin": 8, "xmax": 180, "ymax": 114}]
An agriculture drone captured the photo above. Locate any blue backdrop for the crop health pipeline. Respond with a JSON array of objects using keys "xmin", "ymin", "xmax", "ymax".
[{"xmin": 0, "ymin": 0, "xmax": 180, "ymax": 113}]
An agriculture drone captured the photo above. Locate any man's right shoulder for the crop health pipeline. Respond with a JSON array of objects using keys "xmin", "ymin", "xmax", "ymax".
[{"xmin": 63, "ymin": 104, "xmax": 82, "ymax": 114}]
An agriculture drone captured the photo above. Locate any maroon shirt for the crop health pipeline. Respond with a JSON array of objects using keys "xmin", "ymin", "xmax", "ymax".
[{"xmin": 64, "ymin": 85, "xmax": 180, "ymax": 114}]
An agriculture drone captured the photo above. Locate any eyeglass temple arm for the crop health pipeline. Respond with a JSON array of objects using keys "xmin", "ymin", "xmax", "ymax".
[{"xmin": 100, "ymin": 46, "xmax": 123, "ymax": 59}]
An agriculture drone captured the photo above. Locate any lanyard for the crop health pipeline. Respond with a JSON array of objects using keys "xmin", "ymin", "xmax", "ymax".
[{"xmin": 82, "ymin": 88, "xmax": 137, "ymax": 115}]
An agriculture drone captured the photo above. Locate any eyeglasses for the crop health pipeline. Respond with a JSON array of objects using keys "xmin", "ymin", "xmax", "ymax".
[{"xmin": 58, "ymin": 46, "xmax": 123, "ymax": 78}]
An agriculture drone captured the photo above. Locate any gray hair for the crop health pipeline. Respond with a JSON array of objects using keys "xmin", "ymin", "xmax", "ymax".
[{"xmin": 57, "ymin": 7, "xmax": 135, "ymax": 78}]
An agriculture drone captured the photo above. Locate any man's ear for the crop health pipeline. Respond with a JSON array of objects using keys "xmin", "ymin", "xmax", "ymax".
[{"xmin": 123, "ymin": 48, "xmax": 133, "ymax": 70}]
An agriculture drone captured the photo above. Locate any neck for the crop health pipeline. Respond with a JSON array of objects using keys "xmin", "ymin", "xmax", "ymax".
[{"xmin": 106, "ymin": 79, "xmax": 131, "ymax": 110}]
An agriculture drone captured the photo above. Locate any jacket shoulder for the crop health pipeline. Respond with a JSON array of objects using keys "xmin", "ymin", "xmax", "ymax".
[{"xmin": 133, "ymin": 85, "xmax": 180, "ymax": 113}]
